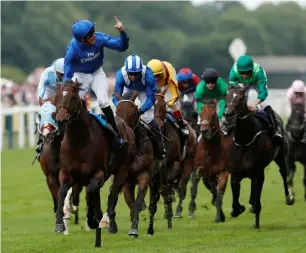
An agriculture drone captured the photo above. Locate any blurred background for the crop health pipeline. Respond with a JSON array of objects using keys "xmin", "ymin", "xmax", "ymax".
[{"xmin": 1, "ymin": 0, "xmax": 306, "ymax": 150}]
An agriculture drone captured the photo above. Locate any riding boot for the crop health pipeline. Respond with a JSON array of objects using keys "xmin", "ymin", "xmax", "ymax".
[
  {"xmin": 149, "ymin": 119, "xmax": 166, "ymax": 159},
  {"xmin": 173, "ymin": 110, "xmax": 189, "ymax": 138},
  {"xmin": 263, "ymin": 105, "xmax": 283, "ymax": 140},
  {"xmin": 101, "ymin": 106, "xmax": 128, "ymax": 149},
  {"xmin": 36, "ymin": 134, "xmax": 43, "ymax": 161}
]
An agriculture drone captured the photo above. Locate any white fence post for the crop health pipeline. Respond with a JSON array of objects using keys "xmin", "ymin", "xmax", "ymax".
[
  {"xmin": 28, "ymin": 112, "xmax": 35, "ymax": 147},
  {"xmin": 18, "ymin": 112, "xmax": 25, "ymax": 148}
]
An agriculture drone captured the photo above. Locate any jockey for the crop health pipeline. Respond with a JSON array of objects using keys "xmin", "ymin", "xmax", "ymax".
[
  {"xmin": 195, "ymin": 68, "xmax": 228, "ymax": 121},
  {"xmin": 229, "ymin": 55, "xmax": 282, "ymax": 141},
  {"xmin": 35, "ymin": 58, "xmax": 64, "ymax": 159},
  {"xmin": 176, "ymin": 68, "xmax": 201, "ymax": 102},
  {"xmin": 112, "ymin": 54, "xmax": 166, "ymax": 159},
  {"xmin": 287, "ymin": 80, "xmax": 306, "ymax": 143},
  {"xmin": 63, "ymin": 17, "xmax": 129, "ymax": 149},
  {"xmin": 147, "ymin": 59, "xmax": 189, "ymax": 137}
]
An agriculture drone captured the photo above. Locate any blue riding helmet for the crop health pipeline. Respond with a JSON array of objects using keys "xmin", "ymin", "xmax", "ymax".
[
  {"xmin": 176, "ymin": 71, "xmax": 192, "ymax": 82},
  {"xmin": 72, "ymin": 20, "xmax": 96, "ymax": 41},
  {"xmin": 125, "ymin": 54, "xmax": 143, "ymax": 73}
]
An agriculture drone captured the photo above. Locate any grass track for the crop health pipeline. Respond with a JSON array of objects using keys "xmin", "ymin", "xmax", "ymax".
[{"xmin": 1, "ymin": 148, "xmax": 306, "ymax": 253}]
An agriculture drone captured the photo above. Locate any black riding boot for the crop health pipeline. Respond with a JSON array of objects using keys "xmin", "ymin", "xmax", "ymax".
[
  {"xmin": 149, "ymin": 119, "xmax": 166, "ymax": 159},
  {"xmin": 36, "ymin": 134, "xmax": 43, "ymax": 161},
  {"xmin": 102, "ymin": 106, "xmax": 128, "ymax": 149},
  {"xmin": 264, "ymin": 105, "xmax": 283, "ymax": 140}
]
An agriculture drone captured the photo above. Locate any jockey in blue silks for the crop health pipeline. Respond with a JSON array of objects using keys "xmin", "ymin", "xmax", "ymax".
[
  {"xmin": 112, "ymin": 54, "xmax": 166, "ymax": 159},
  {"xmin": 35, "ymin": 58, "xmax": 64, "ymax": 160},
  {"xmin": 63, "ymin": 17, "xmax": 129, "ymax": 150}
]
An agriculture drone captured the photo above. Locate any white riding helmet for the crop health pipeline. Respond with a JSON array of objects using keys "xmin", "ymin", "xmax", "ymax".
[
  {"xmin": 292, "ymin": 80, "xmax": 305, "ymax": 92},
  {"xmin": 53, "ymin": 58, "xmax": 65, "ymax": 74}
]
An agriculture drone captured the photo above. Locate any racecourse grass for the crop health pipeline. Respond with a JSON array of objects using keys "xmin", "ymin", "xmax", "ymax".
[{"xmin": 2, "ymin": 148, "xmax": 306, "ymax": 253}]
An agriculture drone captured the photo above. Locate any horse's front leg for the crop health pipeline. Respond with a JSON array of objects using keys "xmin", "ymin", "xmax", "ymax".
[
  {"xmin": 174, "ymin": 157, "xmax": 193, "ymax": 218},
  {"xmin": 147, "ymin": 174, "xmax": 161, "ymax": 236},
  {"xmin": 123, "ymin": 181, "xmax": 136, "ymax": 221},
  {"xmin": 252, "ymin": 171, "xmax": 265, "ymax": 229},
  {"xmin": 215, "ymin": 171, "xmax": 228, "ymax": 223},
  {"xmin": 105, "ymin": 167, "xmax": 129, "ymax": 234},
  {"xmin": 54, "ymin": 171, "xmax": 71, "ymax": 233},
  {"xmin": 188, "ymin": 168, "xmax": 200, "ymax": 219},
  {"xmin": 46, "ymin": 173, "xmax": 60, "ymax": 215},
  {"xmin": 129, "ymin": 172, "xmax": 150, "ymax": 237},
  {"xmin": 230, "ymin": 174, "xmax": 245, "ymax": 218},
  {"xmin": 71, "ymin": 183, "xmax": 83, "ymax": 224}
]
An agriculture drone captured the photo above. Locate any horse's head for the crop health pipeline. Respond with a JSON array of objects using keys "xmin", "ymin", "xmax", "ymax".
[
  {"xmin": 154, "ymin": 88, "xmax": 167, "ymax": 128},
  {"xmin": 200, "ymin": 101, "xmax": 219, "ymax": 140},
  {"xmin": 288, "ymin": 103, "xmax": 305, "ymax": 140},
  {"xmin": 53, "ymin": 79, "xmax": 81, "ymax": 126},
  {"xmin": 224, "ymin": 86, "xmax": 248, "ymax": 133},
  {"xmin": 180, "ymin": 95, "xmax": 197, "ymax": 125},
  {"xmin": 115, "ymin": 91, "xmax": 140, "ymax": 129}
]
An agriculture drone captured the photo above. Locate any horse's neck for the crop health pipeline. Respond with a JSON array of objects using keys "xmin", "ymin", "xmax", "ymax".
[
  {"xmin": 234, "ymin": 110, "xmax": 262, "ymax": 142},
  {"xmin": 202, "ymin": 133, "xmax": 221, "ymax": 154},
  {"xmin": 66, "ymin": 110, "xmax": 93, "ymax": 146}
]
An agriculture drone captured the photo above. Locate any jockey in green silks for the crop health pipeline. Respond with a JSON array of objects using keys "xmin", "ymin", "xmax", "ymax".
[
  {"xmin": 195, "ymin": 68, "xmax": 228, "ymax": 123},
  {"xmin": 228, "ymin": 55, "xmax": 282, "ymax": 141}
]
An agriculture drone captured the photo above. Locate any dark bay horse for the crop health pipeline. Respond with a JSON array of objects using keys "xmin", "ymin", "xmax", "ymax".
[
  {"xmin": 115, "ymin": 92, "xmax": 166, "ymax": 237},
  {"xmin": 38, "ymin": 99, "xmax": 82, "ymax": 225},
  {"xmin": 52, "ymin": 80, "xmax": 134, "ymax": 247},
  {"xmin": 190, "ymin": 102, "xmax": 231, "ymax": 222},
  {"xmin": 154, "ymin": 91, "xmax": 197, "ymax": 219},
  {"xmin": 224, "ymin": 86, "xmax": 295, "ymax": 229},
  {"xmin": 286, "ymin": 103, "xmax": 306, "ymax": 199}
]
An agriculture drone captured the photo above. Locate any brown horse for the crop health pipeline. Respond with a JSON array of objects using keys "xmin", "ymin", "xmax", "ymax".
[
  {"xmin": 154, "ymin": 90, "xmax": 197, "ymax": 218},
  {"xmin": 115, "ymin": 92, "xmax": 166, "ymax": 237},
  {"xmin": 224, "ymin": 86, "xmax": 295, "ymax": 229},
  {"xmin": 191, "ymin": 102, "xmax": 231, "ymax": 222},
  {"xmin": 38, "ymin": 99, "xmax": 82, "ymax": 225},
  {"xmin": 52, "ymin": 80, "xmax": 135, "ymax": 247}
]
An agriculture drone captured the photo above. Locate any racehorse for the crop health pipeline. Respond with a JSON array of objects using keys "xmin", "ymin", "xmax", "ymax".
[
  {"xmin": 286, "ymin": 103, "xmax": 306, "ymax": 199},
  {"xmin": 223, "ymin": 86, "xmax": 295, "ymax": 229},
  {"xmin": 190, "ymin": 102, "xmax": 231, "ymax": 222},
  {"xmin": 115, "ymin": 92, "xmax": 166, "ymax": 237},
  {"xmin": 38, "ymin": 98, "xmax": 82, "ymax": 225},
  {"xmin": 154, "ymin": 89, "xmax": 197, "ymax": 219},
  {"xmin": 52, "ymin": 79, "xmax": 134, "ymax": 247}
]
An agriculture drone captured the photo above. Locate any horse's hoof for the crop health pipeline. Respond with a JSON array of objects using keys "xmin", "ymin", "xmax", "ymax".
[
  {"xmin": 128, "ymin": 228, "xmax": 139, "ymax": 237},
  {"xmin": 254, "ymin": 224, "xmax": 260, "ymax": 229},
  {"xmin": 286, "ymin": 194, "xmax": 295, "ymax": 205},
  {"xmin": 108, "ymin": 226, "xmax": 118, "ymax": 234},
  {"xmin": 215, "ymin": 213, "xmax": 225, "ymax": 223},
  {"xmin": 147, "ymin": 227, "xmax": 154, "ymax": 236},
  {"xmin": 168, "ymin": 222, "xmax": 172, "ymax": 230},
  {"xmin": 53, "ymin": 224, "xmax": 65, "ymax": 233},
  {"xmin": 288, "ymin": 188, "xmax": 295, "ymax": 197},
  {"xmin": 173, "ymin": 212, "xmax": 183, "ymax": 218},
  {"xmin": 249, "ymin": 204, "xmax": 255, "ymax": 214},
  {"xmin": 188, "ymin": 213, "xmax": 196, "ymax": 219},
  {"xmin": 99, "ymin": 212, "xmax": 110, "ymax": 229},
  {"xmin": 231, "ymin": 205, "xmax": 245, "ymax": 218}
]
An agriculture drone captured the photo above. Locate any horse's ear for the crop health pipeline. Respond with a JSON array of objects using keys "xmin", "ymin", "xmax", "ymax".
[
  {"xmin": 130, "ymin": 91, "xmax": 139, "ymax": 102},
  {"xmin": 73, "ymin": 78, "xmax": 79, "ymax": 89}
]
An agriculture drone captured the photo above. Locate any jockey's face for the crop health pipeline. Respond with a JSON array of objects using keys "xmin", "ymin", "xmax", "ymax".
[
  {"xmin": 239, "ymin": 70, "xmax": 252, "ymax": 79},
  {"xmin": 82, "ymin": 28, "xmax": 96, "ymax": 45},
  {"xmin": 56, "ymin": 72, "xmax": 64, "ymax": 81},
  {"xmin": 154, "ymin": 73, "xmax": 163, "ymax": 82},
  {"xmin": 206, "ymin": 82, "xmax": 216, "ymax": 90},
  {"xmin": 295, "ymin": 92, "xmax": 304, "ymax": 97},
  {"xmin": 181, "ymin": 81, "xmax": 189, "ymax": 89},
  {"xmin": 128, "ymin": 72, "xmax": 141, "ymax": 82}
]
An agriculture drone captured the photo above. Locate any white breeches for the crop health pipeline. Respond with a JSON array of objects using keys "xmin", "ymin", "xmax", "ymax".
[{"xmin": 72, "ymin": 67, "xmax": 109, "ymax": 108}]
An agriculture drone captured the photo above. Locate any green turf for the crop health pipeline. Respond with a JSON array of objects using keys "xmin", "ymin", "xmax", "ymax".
[{"xmin": 2, "ymin": 148, "xmax": 306, "ymax": 253}]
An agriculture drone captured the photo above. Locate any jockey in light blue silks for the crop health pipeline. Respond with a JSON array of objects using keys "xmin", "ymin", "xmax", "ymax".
[
  {"xmin": 112, "ymin": 54, "xmax": 166, "ymax": 159},
  {"xmin": 35, "ymin": 58, "xmax": 64, "ymax": 160}
]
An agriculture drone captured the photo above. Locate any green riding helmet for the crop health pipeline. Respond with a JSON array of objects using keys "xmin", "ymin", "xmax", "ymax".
[{"xmin": 237, "ymin": 55, "xmax": 254, "ymax": 72}]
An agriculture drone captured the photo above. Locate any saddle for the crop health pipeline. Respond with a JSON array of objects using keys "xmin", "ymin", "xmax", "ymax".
[{"xmin": 254, "ymin": 110, "xmax": 270, "ymax": 127}]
